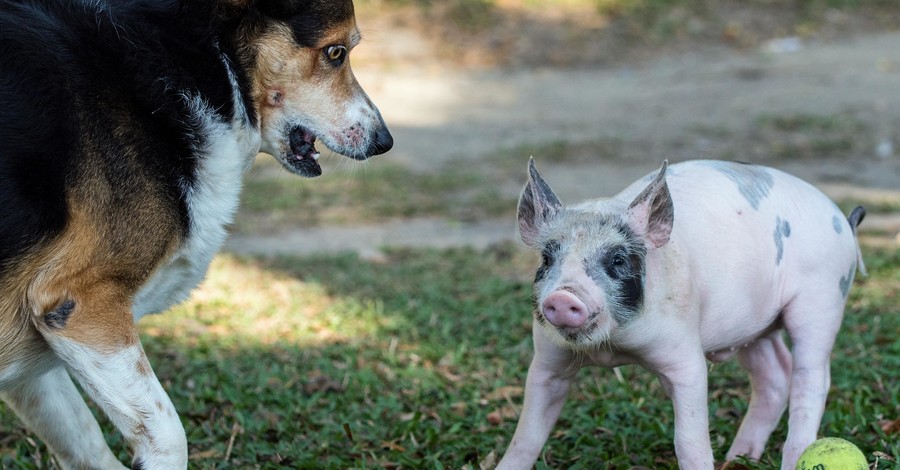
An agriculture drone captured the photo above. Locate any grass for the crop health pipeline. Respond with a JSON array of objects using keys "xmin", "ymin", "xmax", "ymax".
[
  {"xmin": 1, "ymin": 244, "xmax": 897, "ymax": 469},
  {"xmin": 360, "ymin": 0, "xmax": 897, "ymax": 16},
  {"xmin": 354, "ymin": 0, "xmax": 900, "ymax": 70},
  {"xmin": 236, "ymin": 159, "xmax": 515, "ymax": 233},
  {"xmin": 752, "ymin": 112, "xmax": 870, "ymax": 161},
  {"xmin": 358, "ymin": 0, "xmax": 900, "ymax": 43},
  {"xmin": 836, "ymin": 197, "xmax": 900, "ymax": 219},
  {"xmin": 235, "ymin": 138, "xmax": 621, "ymax": 233},
  {"xmin": 237, "ymin": 110, "xmax": 892, "ymax": 232}
]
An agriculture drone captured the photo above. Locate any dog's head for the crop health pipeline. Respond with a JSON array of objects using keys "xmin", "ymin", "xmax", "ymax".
[{"xmin": 238, "ymin": 0, "xmax": 392, "ymax": 177}]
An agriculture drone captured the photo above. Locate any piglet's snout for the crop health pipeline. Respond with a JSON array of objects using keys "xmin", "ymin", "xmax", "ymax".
[{"xmin": 542, "ymin": 290, "xmax": 589, "ymax": 328}]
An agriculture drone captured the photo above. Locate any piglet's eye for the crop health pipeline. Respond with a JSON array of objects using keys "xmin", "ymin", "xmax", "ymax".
[{"xmin": 325, "ymin": 45, "xmax": 347, "ymax": 65}]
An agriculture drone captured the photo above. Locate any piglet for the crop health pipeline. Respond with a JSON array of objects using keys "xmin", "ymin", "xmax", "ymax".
[{"xmin": 498, "ymin": 158, "xmax": 866, "ymax": 470}]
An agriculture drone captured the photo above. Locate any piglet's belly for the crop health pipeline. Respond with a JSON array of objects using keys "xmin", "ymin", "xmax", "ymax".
[
  {"xmin": 706, "ymin": 341, "xmax": 758, "ymax": 362},
  {"xmin": 700, "ymin": 308, "xmax": 784, "ymax": 362}
]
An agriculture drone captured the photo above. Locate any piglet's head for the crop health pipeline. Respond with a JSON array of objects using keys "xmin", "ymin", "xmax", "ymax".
[{"xmin": 517, "ymin": 158, "xmax": 674, "ymax": 349}]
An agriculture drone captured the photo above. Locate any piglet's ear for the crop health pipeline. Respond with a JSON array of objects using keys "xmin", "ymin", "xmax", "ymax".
[
  {"xmin": 626, "ymin": 160, "xmax": 674, "ymax": 249},
  {"xmin": 518, "ymin": 158, "xmax": 562, "ymax": 249}
]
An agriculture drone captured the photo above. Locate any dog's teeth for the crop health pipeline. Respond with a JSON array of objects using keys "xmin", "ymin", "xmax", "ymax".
[{"xmin": 312, "ymin": 152, "xmax": 320, "ymax": 161}]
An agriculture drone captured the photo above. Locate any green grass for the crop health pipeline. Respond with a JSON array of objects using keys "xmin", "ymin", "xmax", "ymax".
[
  {"xmin": 752, "ymin": 113, "xmax": 870, "ymax": 161},
  {"xmin": 2, "ymin": 245, "xmax": 897, "ymax": 469},
  {"xmin": 837, "ymin": 198, "xmax": 900, "ymax": 219},
  {"xmin": 238, "ymin": 110, "xmax": 889, "ymax": 231},
  {"xmin": 358, "ymin": 0, "xmax": 900, "ymax": 37},
  {"xmin": 360, "ymin": 0, "xmax": 897, "ymax": 15},
  {"xmin": 236, "ymin": 159, "xmax": 515, "ymax": 233},
  {"xmin": 236, "ymin": 135, "xmax": 668, "ymax": 232},
  {"xmin": 236, "ymin": 139, "xmax": 621, "ymax": 232}
]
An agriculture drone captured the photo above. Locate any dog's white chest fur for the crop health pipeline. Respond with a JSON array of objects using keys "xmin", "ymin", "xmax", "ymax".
[{"xmin": 132, "ymin": 60, "xmax": 260, "ymax": 320}]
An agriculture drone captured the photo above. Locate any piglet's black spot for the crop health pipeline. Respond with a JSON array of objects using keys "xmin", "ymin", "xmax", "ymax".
[
  {"xmin": 839, "ymin": 264, "xmax": 855, "ymax": 298},
  {"xmin": 534, "ymin": 240, "xmax": 560, "ymax": 283},
  {"xmin": 132, "ymin": 458, "xmax": 145, "ymax": 470},
  {"xmin": 705, "ymin": 161, "xmax": 774, "ymax": 210},
  {"xmin": 44, "ymin": 299, "xmax": 75, "ymax": 329},
  {"xmin": 619, "ymin": 272, "xmax": 644, "ymax": 313},
  {"xmin": 832, "ymin": 215, "xmax": 844, "ymax": 234},
  {"xmin": 584, "ymin": 245, "xmax": 645, "ymax": 325},
  {"xmin": 774, "ymin": 216, "xmax": 791, "ymax": 265}
]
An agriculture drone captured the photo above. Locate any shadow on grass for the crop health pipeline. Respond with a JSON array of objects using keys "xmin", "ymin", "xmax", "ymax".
[{"xmin": 2, "ymin": 245, "xmax": 897, "ymax": 469}]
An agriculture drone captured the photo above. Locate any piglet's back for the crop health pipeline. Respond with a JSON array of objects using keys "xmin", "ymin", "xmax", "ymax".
[{"xmin": 617, "ymin": 160, "xmax": 860, "ymax": 346}]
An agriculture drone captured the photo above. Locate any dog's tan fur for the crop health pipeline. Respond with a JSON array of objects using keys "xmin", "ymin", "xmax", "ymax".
[
  {"xmin": 253, "ymin": 21, "xmax": 360, "ymax": 120},
  {"xmin": 1, "ymin": 5, "xmax": 378, "ymax": 375},
  {"xmin": 251, "ymin": 19, "xmax": 373, "ymax": 160},
  {"xmin": 0, "ymin": 266, "xmax": 44, "ymax": 377},
  {"xmin": 18, "ymin": 141, "xmax": 183, "ymax": 350},
  {"xmin": 0, "ymin": 0, "xmax": 391, "ymax": 466}
]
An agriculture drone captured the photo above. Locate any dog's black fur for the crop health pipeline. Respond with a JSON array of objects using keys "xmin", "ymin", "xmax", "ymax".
[
  {"xmin": 0, "ymin": 0, "xmax": 359, "ymax": 271},
  {"xmin": 0, "ymin": 0, "xmax": 391, "ymax": 465}
]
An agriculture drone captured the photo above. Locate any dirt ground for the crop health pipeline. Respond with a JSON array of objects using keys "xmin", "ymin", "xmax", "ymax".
[{"xmin": 225, "ymin": 13, "xmax": 900, "ymax": 258}]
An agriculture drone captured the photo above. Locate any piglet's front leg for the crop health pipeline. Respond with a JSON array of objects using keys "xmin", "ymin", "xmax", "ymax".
[
  {"xmin": 497, "ymin": 326, "xmax": 578, "ymax": 470},
  {"xmin": 655, "ymin": 350, "xmax": 715, "ymax": 470}
]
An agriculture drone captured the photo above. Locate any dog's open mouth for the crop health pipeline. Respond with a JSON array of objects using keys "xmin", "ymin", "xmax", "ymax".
[{"xmin": 286, "ymin": 126, "xmax": 322, "ymax": 177}]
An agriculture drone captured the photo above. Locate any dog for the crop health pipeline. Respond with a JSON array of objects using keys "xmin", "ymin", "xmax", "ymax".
[{"xmin": 0, "ymin": 0, "xmax": 392, "ymax": 467}]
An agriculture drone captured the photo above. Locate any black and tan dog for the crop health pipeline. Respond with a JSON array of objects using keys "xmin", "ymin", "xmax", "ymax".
[{"xmin": 0, "ymin": 0, "xmax": 391, "ymax": 467}]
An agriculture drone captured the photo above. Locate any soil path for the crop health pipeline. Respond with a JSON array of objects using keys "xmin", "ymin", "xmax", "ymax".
[{"xmin": 226, "ymin": 30, "xmax": 900, "ymax": 257}]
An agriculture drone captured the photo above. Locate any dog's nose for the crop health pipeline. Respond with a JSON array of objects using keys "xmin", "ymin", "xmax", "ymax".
[{"xmin": 365, "ymin": 123, "xmax": 393, "ymax": 157}]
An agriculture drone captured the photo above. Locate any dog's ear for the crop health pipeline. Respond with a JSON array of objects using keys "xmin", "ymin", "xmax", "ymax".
[
  {"xmin": 209, "ymin": 0, "xmax": 254, "ymax": 19},
  {"xmin": 256, "ymin": 0, "xmax": 354, "ymax": 19},
  {"xmin": 211, "ymin": 0, "xmax": 308, "ymax": 19},
  {"xmin": 257, "ymin": 0, "xmax": 296, "ymax": 18}
]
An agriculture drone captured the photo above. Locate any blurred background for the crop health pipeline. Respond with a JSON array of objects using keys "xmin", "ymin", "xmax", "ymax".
[
  {"xmin": 229, "ymin": 0, "xmax": 900, "ymax": 258},
  {"xmin": 2, "ymin": 1, "xmax": 898, "ymax": 468}
]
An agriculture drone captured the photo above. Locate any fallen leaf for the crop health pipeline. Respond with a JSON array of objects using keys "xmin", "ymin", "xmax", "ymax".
[
  {"xmin": 189, "ymin": 449, "xmax": 221, "ymax": 460},
  {"xmin": 879, "ymin": 417, "xmax": 900, "ymax": 434},
  {"xmin": 381, "ymin": 440, "xmax": 407, "ymax": 452},
  {"xmin": 303, "ymin": 374, "xmax": 344, "ymax": 394},
  {"xmin": 479, "ymin": 449, "xmax": 498, "ymax": 470},
  {"xmin": 437, "ymin": 365, "xmax": 463, "ymax": 383},
  {"xmin": 485, "ymin": 386, "xmax": 524, "ymax": 401}
]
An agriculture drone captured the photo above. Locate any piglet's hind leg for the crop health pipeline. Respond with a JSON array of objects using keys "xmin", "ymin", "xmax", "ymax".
[
  {"xmin": 726, "ymin": 330, "xmax": 791, "ymax": 462},
  {"xmin": 780, "ymin": 294, "xmax": 845, "ymax": 470}
]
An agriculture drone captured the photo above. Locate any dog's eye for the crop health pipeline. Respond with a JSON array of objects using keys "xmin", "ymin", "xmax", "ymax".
[{"xmin": 324, "ymin": 45, "xmax": 347, "ymax": 65}]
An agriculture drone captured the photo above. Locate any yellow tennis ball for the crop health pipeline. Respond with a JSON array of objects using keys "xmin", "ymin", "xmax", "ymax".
[{"xmin": 796, "ymin": 437, "xmax": 867, "ymax": 470}]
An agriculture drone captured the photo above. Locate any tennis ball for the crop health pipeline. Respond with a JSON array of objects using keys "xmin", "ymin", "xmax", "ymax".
[{"xmin": 796, "ymin": 437, "xmax": 867, "ymax": 470}]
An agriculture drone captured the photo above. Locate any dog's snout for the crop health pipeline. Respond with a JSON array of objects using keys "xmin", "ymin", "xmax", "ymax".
[{"xmin": 365, "ymin": 122, "xmax": 393, "ymax": 158}]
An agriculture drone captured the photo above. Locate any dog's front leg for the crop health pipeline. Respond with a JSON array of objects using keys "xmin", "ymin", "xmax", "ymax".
[
  {"xmin": 1, "ymin": 366, "xmax": 127, "ymax": 470},
  {"xmin": 34, "ymin": 292, "xmax": 187, "ymax": 469}
]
